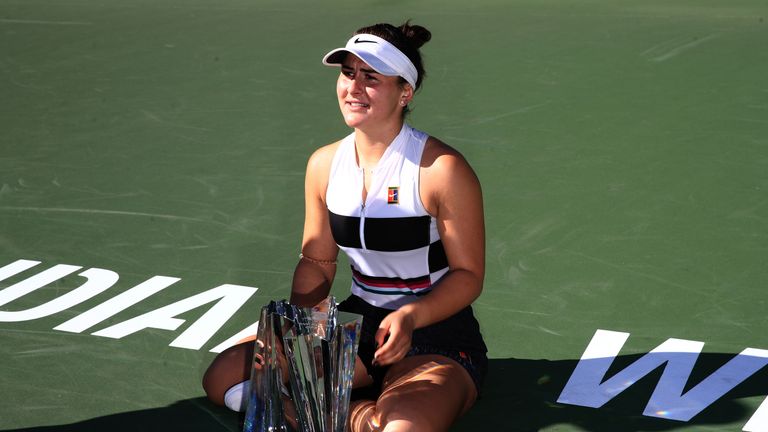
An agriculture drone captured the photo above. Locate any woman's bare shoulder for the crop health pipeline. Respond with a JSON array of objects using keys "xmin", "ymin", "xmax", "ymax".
[
  {"xmin": 420, "ymin": 135, "xmax": 481, "ymax": 216},
  {"xmin": 307, "ymin": 140, "xmax": 342, "ymax": 175},
  {"xmin": 421, "ymin": 136, "xmax": 477, "ymax": 180}
]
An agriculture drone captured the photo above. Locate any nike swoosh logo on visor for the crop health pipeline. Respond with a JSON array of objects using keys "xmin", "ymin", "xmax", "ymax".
[{"xmin": 353, "ymin": 38, "xmax": 378, "ymax": 44}]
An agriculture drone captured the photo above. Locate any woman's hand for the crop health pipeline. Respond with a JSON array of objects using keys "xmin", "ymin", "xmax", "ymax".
[{"xmin": 373, "ymin": 308, "xmax": 416, "ymax": 366}]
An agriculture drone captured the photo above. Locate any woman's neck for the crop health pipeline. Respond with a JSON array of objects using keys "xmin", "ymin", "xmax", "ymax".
[{"xmin": 354, "ymin": 120, "xmax": 404, "ymax": 167}]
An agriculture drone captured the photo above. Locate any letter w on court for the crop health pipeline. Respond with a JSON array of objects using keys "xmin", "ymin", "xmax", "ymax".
[{"xmin": 557, "ymin": 329, "xmax": 768, "ymax": 422}]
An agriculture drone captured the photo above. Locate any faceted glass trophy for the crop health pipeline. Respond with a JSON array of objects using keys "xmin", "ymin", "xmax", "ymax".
[{"xmin": 243, "ymin": 296, "xmax": 362, "ymax": 432}]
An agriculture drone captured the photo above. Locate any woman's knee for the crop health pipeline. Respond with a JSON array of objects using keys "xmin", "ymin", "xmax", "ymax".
[
  {"xmin": 377, "ymin": 407, "xmax": 447, "ymax": 432},
  {"xmin": 349, "ymin": 399, "xmax": 379, "ymax": 432},
  {"xmin": 202, "ymin": 341, "xmax": 254, "ymax": 405},
  {"xmin": 349, "ymin": 401, "xmax": 437, "ymax": 432},
  {"xmin": 381, "ymin": 418, "xmax": 437, "ymax": 432}
]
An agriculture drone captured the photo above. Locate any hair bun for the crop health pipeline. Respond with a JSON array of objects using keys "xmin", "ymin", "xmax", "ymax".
[{"xmin": 399, "ymin": 21, "xmax": 431, "ymax": 49}]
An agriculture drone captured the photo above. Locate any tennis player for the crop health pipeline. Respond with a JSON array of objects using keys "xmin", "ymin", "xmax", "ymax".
[{"xmin": 204, "ymin": 21, "xmax": 487, "ymax": 432}]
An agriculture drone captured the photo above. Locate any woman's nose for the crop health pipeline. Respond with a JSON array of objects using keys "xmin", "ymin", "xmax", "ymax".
[{"xmin": 348, "ymin": 75, "xmax": 364, "ymax": 94}]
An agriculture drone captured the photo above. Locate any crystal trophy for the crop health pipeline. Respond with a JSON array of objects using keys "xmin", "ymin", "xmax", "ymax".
[{"xmin": 243, "ymin": 296, "xmax": 362, "ymax": 432}]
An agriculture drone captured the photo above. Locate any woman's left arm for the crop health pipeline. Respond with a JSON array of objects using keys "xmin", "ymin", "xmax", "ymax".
[{"xmin": 374, "ymin": 138, "xmax": 484, "ymax": 365}]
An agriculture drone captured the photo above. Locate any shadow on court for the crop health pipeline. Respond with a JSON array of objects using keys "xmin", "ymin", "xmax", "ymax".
[
  {"xmin": 0, "ymin": 398, "xmax": 239, "ymax": 432},
  {"xmin": 457, "ymin": 355, "xmax": 768, "ymax": 431},
  {"xmin": 4, "ymin": 354, "xmax": 766, "ymax": 432}
]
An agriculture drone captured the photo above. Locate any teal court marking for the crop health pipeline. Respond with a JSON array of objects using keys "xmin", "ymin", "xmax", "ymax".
[{"xmin": 1, "ymin": 0, "xmax": 767, "ymax": 430}]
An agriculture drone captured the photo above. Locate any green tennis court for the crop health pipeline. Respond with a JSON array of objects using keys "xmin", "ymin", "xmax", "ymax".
[{"xmin": 2, "ymin": 0, "xmax": 767, "ymax": 430}]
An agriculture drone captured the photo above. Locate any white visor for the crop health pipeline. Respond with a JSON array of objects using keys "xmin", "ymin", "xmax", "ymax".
[{"xmin": 322, "ymin": 34, "xmax": 418, "ymax": 89}]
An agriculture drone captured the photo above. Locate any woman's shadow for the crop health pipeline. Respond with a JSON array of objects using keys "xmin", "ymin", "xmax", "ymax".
[
  {"xmin": 0, "ymin": 398, "xmax": 239, "ymax": 432},
  {"xmin": 456, "ymin": 354, "xmax": 768, "ymax": 431},
  {"xmin": 4, "ymin": 353, "xmax": 767, "ymax": 432}
]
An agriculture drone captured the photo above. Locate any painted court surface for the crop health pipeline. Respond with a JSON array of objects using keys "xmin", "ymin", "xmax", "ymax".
[{"xmin": 1, "ymin": 0, "xmax": 767, "ymax": 430}]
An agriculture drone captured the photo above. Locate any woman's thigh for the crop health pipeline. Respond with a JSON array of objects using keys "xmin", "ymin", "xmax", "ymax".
[{"xmin": 375, "ymin": 354, "xmax": 478, "ymax": 432}]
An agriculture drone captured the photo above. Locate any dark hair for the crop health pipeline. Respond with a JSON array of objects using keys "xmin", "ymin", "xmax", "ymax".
[{"xmin": 353, "ymin": 21, "xmax": 431, "ymax": 91}]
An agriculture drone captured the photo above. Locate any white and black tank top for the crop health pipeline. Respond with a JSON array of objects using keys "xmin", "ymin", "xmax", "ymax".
[{"xmin": 326, "ymin": 124, "xmax": 449, "ymax": 310}]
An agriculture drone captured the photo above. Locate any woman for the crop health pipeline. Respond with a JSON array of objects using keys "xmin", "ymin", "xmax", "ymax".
[{"xmin": 204, "ymin": 22, "xmax": 487, "ymax": 432}]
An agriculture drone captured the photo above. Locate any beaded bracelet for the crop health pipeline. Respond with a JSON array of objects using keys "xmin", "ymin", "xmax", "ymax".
[{"xmin": 299, "ymin": 253, "xmax": 338, "ymax": 266}]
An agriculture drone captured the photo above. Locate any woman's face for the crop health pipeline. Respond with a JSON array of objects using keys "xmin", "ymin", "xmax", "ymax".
[{"xmin": 336, "ymin": 54, "xmax": 411, "ymax": 130}]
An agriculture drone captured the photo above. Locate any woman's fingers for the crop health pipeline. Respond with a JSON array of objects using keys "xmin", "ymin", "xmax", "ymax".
[
  {"xmin": 374, "ymin": 320, "xmax": 390, "ymax": 351},
  {"xmin": 373, "ymin": 311, "xmax": 414, "ymax": 365}
]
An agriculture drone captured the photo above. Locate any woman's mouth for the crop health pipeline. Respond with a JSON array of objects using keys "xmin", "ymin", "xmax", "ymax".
[{"xmin": 347, "ymin": 101, "xmax": 370, "ymax": 108}]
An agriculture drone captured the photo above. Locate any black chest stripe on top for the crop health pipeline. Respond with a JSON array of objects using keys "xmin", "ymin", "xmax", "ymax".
[
  {"xmin": 328, "ymin": 211, "xmax": 362, "ymax": 249},
  {"xmin": 328, "ymin": 211, "xmax": 432, "ymax": 252}
]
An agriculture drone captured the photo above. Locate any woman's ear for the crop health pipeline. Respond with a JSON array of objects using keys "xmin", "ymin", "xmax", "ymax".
[{"xmin": 401, "ymin": 83, "xmax": 414, "ymax": 106}]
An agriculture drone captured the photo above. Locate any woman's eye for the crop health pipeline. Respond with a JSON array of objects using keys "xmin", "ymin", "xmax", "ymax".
[{"xmin": 365, "ymin": 74, "xmax": 378, "ymax": 82}]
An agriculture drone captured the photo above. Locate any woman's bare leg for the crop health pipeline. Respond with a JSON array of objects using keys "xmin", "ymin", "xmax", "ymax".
[
  {"xmin": 350, "ymin": 354, "xmax": 477, "ymax": 432},
  {"xmin": 202, "ymin": 341, "xmax": 254, "ymax": 406}
]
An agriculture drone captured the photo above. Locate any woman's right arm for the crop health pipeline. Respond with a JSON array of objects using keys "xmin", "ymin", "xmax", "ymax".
[{"xmin": 289, "ymin": 143, "xmax": 340, "ymax": 308}]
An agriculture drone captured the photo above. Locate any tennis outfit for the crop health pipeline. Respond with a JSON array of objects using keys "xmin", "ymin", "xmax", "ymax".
[{"xmin": 327, "ymin": 124, "xmax": 487, "ymax": 394}]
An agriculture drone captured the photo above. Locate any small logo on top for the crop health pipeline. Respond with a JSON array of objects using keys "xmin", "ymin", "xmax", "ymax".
[{"xmin": 387, "ymin": 187, "xmax": 399, "ymax": 204}]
